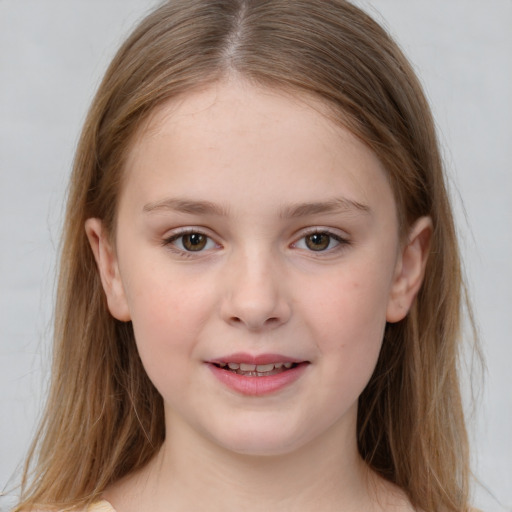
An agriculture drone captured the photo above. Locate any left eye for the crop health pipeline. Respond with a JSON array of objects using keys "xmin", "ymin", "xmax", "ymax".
[
  {"xmin": 166, "ymin": 232, "xmax": 217, "ymax": 252},
  {"xmin": 294, "ymin": 232, "xmax": 343, "ymax": 252}
]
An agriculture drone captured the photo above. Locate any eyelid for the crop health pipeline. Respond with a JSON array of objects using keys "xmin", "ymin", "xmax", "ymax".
[
  {"xmin": 291, "ymin": 227, "xmax": 351, "ymax": 252},
  {"xmin": 162, "ymin": 227, "xmax": 221, "ymax": 254}
]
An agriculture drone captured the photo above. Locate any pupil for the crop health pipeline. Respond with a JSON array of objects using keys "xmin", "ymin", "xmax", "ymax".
[
  {"xmin": 184, "ymin": 233, "xmax": 206, "ymax": 251},
  {"xmin": 306, "ymin": 233, "xmax": 329, "ymax": 251}
]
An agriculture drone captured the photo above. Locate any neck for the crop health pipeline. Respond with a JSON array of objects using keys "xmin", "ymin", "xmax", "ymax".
[
  {"xmin": 104, "ymin": 408, "xmax": 401, "ymax": 512},
  {"xmin": 165, "ymin": 418, "xmax": 367, "ymax": 510}
]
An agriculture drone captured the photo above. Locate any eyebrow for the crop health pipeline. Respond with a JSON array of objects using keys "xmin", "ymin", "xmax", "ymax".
[
  {"xmin": 280, "ymin": 198, "xmax": 371, "ymax": 218},
  {"xmin": 143, "ymin": 198, "xmax": 228, "ymax": 216},
  {"xmin": 142, "ymin": 197, "xmax": 371, "ymax": 217}
]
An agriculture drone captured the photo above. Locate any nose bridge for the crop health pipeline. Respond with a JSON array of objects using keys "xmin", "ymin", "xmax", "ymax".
[{"xmin": 221, "ymin": 243, "xmax": 291, "ymax": 331}]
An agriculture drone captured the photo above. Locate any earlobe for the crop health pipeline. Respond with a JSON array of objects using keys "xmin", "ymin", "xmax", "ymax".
[
  {"xmin": 386, "ymin": 216, "xmax": 432, "ymax": 323},
  {"xmin": 85, "ymin": 218, "xmax": 131, "ymax": 322}
]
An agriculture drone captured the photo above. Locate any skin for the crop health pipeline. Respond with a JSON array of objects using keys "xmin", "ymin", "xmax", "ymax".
[{"xmin": 86, "ymin": 79, "xmax": 431, "ymax": 512}]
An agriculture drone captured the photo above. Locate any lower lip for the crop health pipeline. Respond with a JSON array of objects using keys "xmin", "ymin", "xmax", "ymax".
[{"xmin": 207, "ymin": 363, "xmax": 309, "ymax": 396}]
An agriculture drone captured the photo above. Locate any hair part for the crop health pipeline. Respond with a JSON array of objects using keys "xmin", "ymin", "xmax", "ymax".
[{"xmin": 17, "ymin": 1, "xmax": 476, "ymax": 511}]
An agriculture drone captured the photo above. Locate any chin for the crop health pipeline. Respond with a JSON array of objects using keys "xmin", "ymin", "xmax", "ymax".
[
  {"xmin": 205, "ymin": 422, "xmax": 315, "ymax": 458},
  {"xmin": 220, "ymin": 440, "xmax": 301, "ymax": 458}
]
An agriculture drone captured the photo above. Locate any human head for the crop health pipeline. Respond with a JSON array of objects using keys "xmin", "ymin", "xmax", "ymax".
[{"xmin": 27, "ymin": 1, "xmax": 468, "ymax": 510}]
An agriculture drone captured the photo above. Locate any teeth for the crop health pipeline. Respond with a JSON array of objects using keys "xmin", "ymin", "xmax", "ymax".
[
  {"xmin": 220, "ymin": 362, "xmax": 296, "ymax": 373},
  {"xmin": 255, "ymin": 363, "xmax": 275, "ymax": 372}
]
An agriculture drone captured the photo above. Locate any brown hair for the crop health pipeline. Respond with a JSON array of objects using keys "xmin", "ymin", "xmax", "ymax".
[{"xmin": 17, "ymin": 1, "xmax": 477, "ymax": 510}]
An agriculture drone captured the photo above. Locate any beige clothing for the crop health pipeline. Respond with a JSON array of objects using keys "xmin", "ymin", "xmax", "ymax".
[
  {"xmin": 84, "ymin": 498, "xmax": 483, "ymax": 512},
  {"xmin": 87, "ymin": 501, "xmax": 116, "ymax": 512}
]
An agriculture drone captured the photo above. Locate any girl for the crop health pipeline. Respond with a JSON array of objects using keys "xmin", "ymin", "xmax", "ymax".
[{"xmin": 15, "ymin": 1, "xmax": 480, "ymax": 511}]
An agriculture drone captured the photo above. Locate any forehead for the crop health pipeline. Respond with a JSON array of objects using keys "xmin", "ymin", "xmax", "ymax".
[
  {"xmin": 130, "ymin": 80, "xmax": 342, "ymax": 158},
  {"xmin": 120, "ymin": 79, "xmax": 395, "ymax": 219}
]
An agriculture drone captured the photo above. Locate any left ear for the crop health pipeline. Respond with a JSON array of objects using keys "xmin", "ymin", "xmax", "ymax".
[{"xmin": 386, "ymin": 216, "xmax": 433, "ymax": 323}]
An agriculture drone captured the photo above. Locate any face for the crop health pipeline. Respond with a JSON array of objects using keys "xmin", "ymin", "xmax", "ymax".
[{"xmin": 87, "ymin": 80, "xmax": 430, "ymax": 457}]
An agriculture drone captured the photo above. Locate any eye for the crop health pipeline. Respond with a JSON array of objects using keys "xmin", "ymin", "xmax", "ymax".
[
  {"xmin": 304, "ymin": 233, "xmax": 332, "ymax": 251},
  {"xmin": 164, "ymin": 231, "xmax": 217, "ymax": 252},
  {"xmin": 293, "ymin": 231, "xmax": 347, "ymax": 252}
]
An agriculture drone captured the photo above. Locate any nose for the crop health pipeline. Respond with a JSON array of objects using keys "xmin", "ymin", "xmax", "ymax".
[{"xmin": 220, "ymin": 249, "xmax": 292, "ymax": 332}]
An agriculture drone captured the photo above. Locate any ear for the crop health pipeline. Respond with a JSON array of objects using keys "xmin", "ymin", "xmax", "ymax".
[
  {"xmin": 386, "ymin": 216, "xmax": 432, "ymax": 323},
  {"xmin": 85, "ymin": 218, "xmax": 131, "ymax": 321}
]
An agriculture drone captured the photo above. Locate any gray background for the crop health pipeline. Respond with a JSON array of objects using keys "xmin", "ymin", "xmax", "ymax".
[{"xmin": 1, "ymin": 1, "xmax": 511, "ymax": 510}]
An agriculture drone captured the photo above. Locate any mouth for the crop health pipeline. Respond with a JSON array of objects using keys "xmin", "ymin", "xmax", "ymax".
[
  {"xmin": 212, "ymin": 361, "xmax": 300, "ymax": 377},
  {"xmin": 206, "ymin": 355, "xmax": 309, "ymax": 395}
]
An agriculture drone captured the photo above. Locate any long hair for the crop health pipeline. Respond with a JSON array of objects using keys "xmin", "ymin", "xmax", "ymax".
[{"xmin": 17, "ymin": 1, "xmax": 476, "ymax": 510}]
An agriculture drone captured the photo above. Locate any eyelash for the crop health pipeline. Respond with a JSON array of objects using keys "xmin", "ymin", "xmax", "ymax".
[
  {"xmin": 291, "ymin": 229, "xmax": 350, "ymax": 254},
  {"xmin": 162, "ymin": 229, "xmax": 219, "ymax": 256},
  {"xmin": 162, "ymin": 228, "xmax": 350, "ymax": 256}
]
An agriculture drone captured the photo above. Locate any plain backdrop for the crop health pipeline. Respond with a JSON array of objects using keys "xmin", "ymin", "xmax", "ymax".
[{"xmin": 1, "ymin": 1, "xmax": 511, "ymax": 510}]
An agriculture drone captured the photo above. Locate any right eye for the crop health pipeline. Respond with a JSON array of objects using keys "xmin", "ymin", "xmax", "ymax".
[{"xmin": 163, "ymin": 231, "xmax": 217, "ymax": 253}]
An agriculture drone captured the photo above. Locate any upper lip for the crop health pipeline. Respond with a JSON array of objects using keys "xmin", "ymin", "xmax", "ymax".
[{"xmin": 207, "ymin": 353, "xmax": 306, "ymax": 365}]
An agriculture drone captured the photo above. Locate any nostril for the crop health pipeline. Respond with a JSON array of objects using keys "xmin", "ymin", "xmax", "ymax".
[
  {"xmin": 228, "ymin": 314, "xmax": 281, "ymax": 331},
  {"xmin": 222, "ymin": 291, "xmax": 292, "ymax": 330}
]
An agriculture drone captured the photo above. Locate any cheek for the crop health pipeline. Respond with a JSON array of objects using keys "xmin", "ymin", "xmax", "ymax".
[
  {"xmin": 120, "ymin": 265, "xmax": 217, "ymax": 382},
  {"xmin": 306, "ymin": 262, "xmax": 392, "ymax": 342},
  {"xmin": 300, "ymin": 259, "xmax": 393, "ymax": 383}
]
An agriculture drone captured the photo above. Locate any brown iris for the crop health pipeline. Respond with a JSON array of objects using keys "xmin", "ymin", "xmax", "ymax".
[
  {"xmin": 305, "ymin": 233, "xmax": 331, "ymax": 251},
  {"xmin": 182, "ymin": 233, "xmax": 208, "ymax": 251}
]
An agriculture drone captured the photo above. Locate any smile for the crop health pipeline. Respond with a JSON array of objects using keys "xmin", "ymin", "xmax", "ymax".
[
  {"xmin": 213, "ymin": 362, "xmax": 296, "ymax": 377},
  {"xmin": 207, "ymin": 354, "xmax": 309, "ymax": 396}
]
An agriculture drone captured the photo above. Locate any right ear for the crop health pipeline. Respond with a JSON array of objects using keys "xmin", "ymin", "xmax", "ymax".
[{"xmin": 85, "ymin": 218, "xmax": 131, "ymax": 321}]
